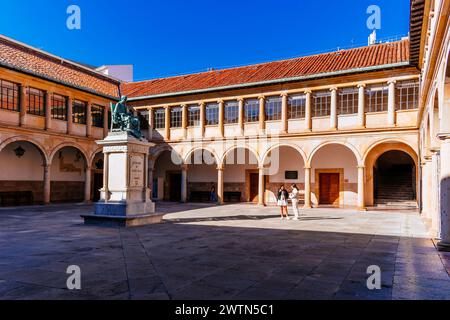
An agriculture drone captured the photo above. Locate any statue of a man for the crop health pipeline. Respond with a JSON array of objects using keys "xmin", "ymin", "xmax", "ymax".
[{"xmin": 111, "ymin": 96, "xmax": 142, "ymax": 139}]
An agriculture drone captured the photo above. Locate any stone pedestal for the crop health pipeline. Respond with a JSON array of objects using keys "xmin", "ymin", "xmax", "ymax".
[{"xmin": 82, "ymin": 132, "xmax": 163, "ymax": 227}]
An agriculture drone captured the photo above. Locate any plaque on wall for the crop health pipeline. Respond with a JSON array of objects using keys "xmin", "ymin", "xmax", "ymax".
[
  {"xmin": 285, "ymin": 171, "xmax": 299, "ymax": 180},
  {"xmin": 130, "ymin": 155, "xmax": 144, "ymax": 188}
]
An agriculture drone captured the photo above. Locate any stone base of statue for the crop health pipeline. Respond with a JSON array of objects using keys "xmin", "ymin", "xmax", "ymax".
[{"xmin": 81, "ymin": 132, "xmax": 163, "ymax": 227}]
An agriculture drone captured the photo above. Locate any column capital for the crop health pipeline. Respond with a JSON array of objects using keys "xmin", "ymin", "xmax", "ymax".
[
  {"xmin": 217, "ymin": 164, "xmax": 224, "ymax": 171},
  {"xmin": 199, "ymin": 101, "xmax": 206, "ymax": 107},
  {"xmin": 304, "ymin": 166, "xmax": 311, "ymax": 170},
  {"xmin": 357, "ymin": 83, "xmax": 366, "ymax": 88},
  {"xmin": 329, "ymin": 86, "xmax": 338, "ymax": 92},
  {"xmin": 217, "ymin": 99, "xmax": 224, "ymax": 104},
  {"xmin": 304, "ymin": 89, "xmax": 312, "ymax": 95},
  {"xmin": 387, "ymin": 79, "xmax": 397, "ymax": 85},
  {"xmin": 237, "ymin": 97, "xmax": 245, "ymax": 102},
  {"xmin": 357, "ymin": 165, "xmax": 366, "ymax": 169},
  {"xmin": 258, "ymin": 95, "xmax": 265, "ymax": 101},
  {"xmin": 181, "ymin": 164, "xmax": 189, "ymax": 171},
  {"xmin": 280, "ymin": 92, "xmax": 289, "ymax": 98}
]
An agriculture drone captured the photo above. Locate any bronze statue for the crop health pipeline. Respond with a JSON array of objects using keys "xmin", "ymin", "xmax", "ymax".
[{"xmin": 110, "ymin": 96, "xmax": 142, "ymax": 139}]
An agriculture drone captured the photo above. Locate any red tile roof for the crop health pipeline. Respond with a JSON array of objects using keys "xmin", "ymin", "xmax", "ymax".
[
  {"xmin": 122, "ymin": 40, "xmax": 410, "ymax": 99},
  {"xmin": 0, "ymin": 35, "xmax": 120, "ymax": 99}
]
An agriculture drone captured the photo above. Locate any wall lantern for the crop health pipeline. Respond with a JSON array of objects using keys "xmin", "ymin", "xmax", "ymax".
[{"xmin": 14, "ymin": 146, "xmax": 26, "ymax": 158}]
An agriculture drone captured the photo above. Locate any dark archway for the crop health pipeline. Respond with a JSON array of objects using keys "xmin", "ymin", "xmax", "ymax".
[{"xmin": 374, "ymin": 150, "xmax": 416, "ymax": 205}]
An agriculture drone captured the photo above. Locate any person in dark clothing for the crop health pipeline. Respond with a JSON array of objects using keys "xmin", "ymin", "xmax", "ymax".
[{"xmin": 277, "ymin": 185, "xmax": 290, "ymax": 220}]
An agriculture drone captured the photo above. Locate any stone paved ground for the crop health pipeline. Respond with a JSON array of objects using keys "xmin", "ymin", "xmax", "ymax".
[{"xmin": 0, "ymin": 203, "xmax": 449, "ymax": 300}]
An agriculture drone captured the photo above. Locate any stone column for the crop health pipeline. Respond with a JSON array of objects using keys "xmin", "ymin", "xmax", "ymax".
[
  {"xmin": 258, "ymin": 167, "xmax": 265, "ymax": 206},
  {"xmin": 45, "ymin": 91, "xmax": 52, "ymax": 131},
  {"xmin": 357, "ymin": 166, "xmax": 366, "ymax": 210},
  {"xmin": 199, "ymin": 102, "xmax": 206, "ymax": 138},
  {"xmin": 43, "ymin": 163, "xmax": 51, "ymax": 204},
  {"xmin": 181, "ymin": 164, "xmax": 188, "ymax": 203},
  {"xmin": 86, "ymin": 102, "xmax": 92, "ymax": 137},
  {"xmin": 438, "ymin": 135, "xmax": 450, "ymax": 251},
  {"xmin": 84, "ymin": 165, "xmax": 92, "ymax": 202},
  {"xmin": 182, "ymin": 104, "xmax": 188, "ymax": 139},
  {"xmin": 305, "ymin": 90, "xmax": 312, "ymax": 131},
  {"xmin": 164, "ymin": 106, "xmax": 171, "ymax": 141},
  {"xmin": 19, "ymin": 85, "xmax": 27, "ymax": 127},
  {"xmin": 259, "ymin": 96, "xmax": 265, "ymax": 133},
  {"xmin": 217, "ymin": 165, "xmax": 224, "ymax": 205},
  {"xmin": 103, "ymin": 106, "xmax": 109, "ymax": 138},
  {"xmin": 357, "ymin": 84, "xmax": 366, "ymax": 128},
  {"xmin": 218, "ymin": 99, "xmax": 225, "ymax": 138},
  {"xmin": 281, "ymin": 92, "xmax": 288, "ymax": 134},
  {"xmin": 421, "ymin": 157, "xmax": 433, "ymax": 221},
  {"xmin": 431, "ymin": 150, "xmax": 441, "ymax": 235},
  {"xmin": 387, "ymin": 80, "xmax": 396, "ymax": 126},
  {"xmin": 330, "ymin": 87, "xmax": 338, "ymax": 130},
  {"xmin": 304, "ymin": 166, "xmax": 312, "ymax": 209},
  {"xmin": 148, "ymin": 167, "xmax": 154, "ymax": 199},
  {"xmin": 238, "ymin": 98, "xmax": 245, "ymax": 135},
  {"xmin": 67, "ymin": 97, "xmax": 73, "ymax": 135}
]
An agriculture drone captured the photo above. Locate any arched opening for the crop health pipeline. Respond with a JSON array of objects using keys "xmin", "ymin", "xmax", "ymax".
[
  {"xmin": 310, "ymin": 143, "xmax": 359, "ymax": 207},
  {"xmin": 152, "ymin": 150, "xmax": 183, "ymax": 202},
  {"xmin": 50, "ymin": 146, "xmax": 87, "ymax": 203},
  {"xmin": 223, "ymin": 147, "xmax": 259, "ymax": 203},
  {"xmin": 185, "ymin": 149, "xmax": 218, "ymax": 203},
  {"xmin": 263, "ymin": 145, "xmax": 306, "ymax": 205},
  {"xmin": 364, "ymin": 141, "xmax": 418, "ymax": 207},
  {"xmin": 0, "ymin": 141, "xmax": 46, "ymax": 206},
  {"xmin": 91, "ymin": 152, "xmax": 104, "ymax": 202},
  {"xmin": 373, "ymin": 150, "xmax": 416, "ymax": 206}
]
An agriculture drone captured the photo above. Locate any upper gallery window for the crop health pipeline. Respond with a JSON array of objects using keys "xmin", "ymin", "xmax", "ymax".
[
  {"xmin": 188, "ymin": 104, "xmax": 201, "ymax": 127},
  {"xmin": 91, "ymin": 104, "xmax": 104, "ymax": 128},
  {"xmin": 244, "ymin": 98, "xmax": 259, "ymax": 123},
  {"xmin": 339, "ymin": 88, "xmax": 358, "ymax": 115},
  {"xmin": 397, "ymin": 80, "xmax": 419, "ymax": 110},
  {"xmin": 312, "ymin": 91, "xmax": 331, "ymax": 117},
  {"xmin": 205, "ymin": 102, "xmax": 219, "ymax": 126},
  {"xmin": 265, "ymin": 96, "xmax": 282, "ymax": 121},
  {"xmin": 0, "ymin": 79, "xmax": 19, "ymax": 112},
  {"xmin": 288, "ymin": 95, "xmax": 306, "ymax": 119},
  {"xmin": 365, "ymin": 84, "xmax": 388, "ymax": 113},
  {"xmin": 27, "ymin": 87, "xmax": 45, "ymax": 116},
  {"xmin": 171, "ymin": 106, "xmax": 183, "ymax": 128},
  {"xmin": 51, "ymin": 94, "xmax": 68, "ymax": 121},
  {"xmin": 224, "ymin": 100, "xmax": 239, "ymax": 124},
  {"xmin": 153, "ymin": 108, "xmax": 165, "ymax": 129},
  {"xmin": 72, "ymin": 100, "xmax": 87, "ymax": 124}
]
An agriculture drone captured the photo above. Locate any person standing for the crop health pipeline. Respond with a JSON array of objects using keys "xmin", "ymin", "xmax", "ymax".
[
  {"xmin": 290, "ymin": 184, "xmax": 300, "ymax": 220},
  {"xmin": 210, "ymin": 185, "xmax": 218, "ymax": 203},
  {"xmin": 277, "ymin": 185, "xmax": 290, "ymax": 220}
]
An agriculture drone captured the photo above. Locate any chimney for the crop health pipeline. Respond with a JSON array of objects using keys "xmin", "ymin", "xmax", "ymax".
[{"xmin": 368, "ymin": 30, "xmax": 377, "ymax": 46}]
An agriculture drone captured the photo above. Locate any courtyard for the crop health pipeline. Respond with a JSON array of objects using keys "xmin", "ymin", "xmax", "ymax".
[{"xmin": 0, "ymin": 203, "xmax": 449, "ymax": 300}]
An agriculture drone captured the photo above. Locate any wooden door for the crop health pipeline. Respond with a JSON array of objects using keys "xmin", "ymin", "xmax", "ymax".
[
  {"xmin": 249, "ymin": 173, "xmax": 259, "ymax": 203},
  {"xmin": 319, "ymin": 173, "xmax": 340, "ymax": 205},
  {"xmin": 169, "ymin": 173, "xmax": 182, "ymax": 202}
]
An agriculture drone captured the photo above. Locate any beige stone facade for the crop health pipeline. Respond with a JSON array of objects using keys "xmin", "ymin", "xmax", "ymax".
[{"xmin": 0, "ymin": 0, "xmax": 449, "ymax": 251}]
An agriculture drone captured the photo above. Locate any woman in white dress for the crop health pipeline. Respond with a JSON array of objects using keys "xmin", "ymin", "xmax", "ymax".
[
  {"xmin": 289, "ymin": 184, "xmax": 300, "ymax": 220},
  {"xmin": 277, "ymin": 185, "xmax": 290, "ymax": 220}
]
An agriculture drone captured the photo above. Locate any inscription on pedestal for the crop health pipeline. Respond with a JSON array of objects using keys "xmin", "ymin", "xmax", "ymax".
[{"xmin": 130, "ymin": 155, "xmax": 144, "ymax": 188}]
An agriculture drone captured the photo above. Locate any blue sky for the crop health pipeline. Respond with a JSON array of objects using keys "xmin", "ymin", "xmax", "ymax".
[{"xmin": 0, "ymin": 0, "xmax": 410, "ymax": 81}]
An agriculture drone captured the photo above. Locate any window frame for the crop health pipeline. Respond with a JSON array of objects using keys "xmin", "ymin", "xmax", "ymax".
[
  {"xmin": 170, "ymin": 106, "xmax": 183, "ymax": 128},
  {"xmin": 91, "ymin": 104, "xmax": 104, "ymax": 128},
  {"xmin": 339, "ymin": 87, "xmax": 359, "ymax": 115},
  {"xmin": 0, "ymin": 79, "xmax": 20, "ymax": 112},
  {"xmin": 288, "ymin": 94, "xmax": 306, "ymax": 119},
  {"xmin": 153, "ymin": 108, "xmax": 166, "ymax": 129},
  {"xmin": 27, "ymin": 87, "xmax": 46, "ymax": 117},
  {"xmin": 397, "ymin": 80, "xmax": 419, "ymax": 111},
  {"xmin": 51, "ymin": 93, "xmax": 68, "ymax": 121},
  {"xmin": 72, "ymin": 99, "xmax": 87, "ymax": 124},
  {"xmin": 205, "ymin": 102, "xmax": 219, "ymax": 126},
  {"xmin": 188, "ymin": 105, "xmax": 201, "ymax": 127},
  {"xmin": 244, "ymin": 98, "xmax": 259, "ymax": 123},
  {"xmin": 265, "ymin": 96, "xmax": 282, "ymax": 121},
  {"xmin": 224, "ymin": 100, "xmax": 239, "ymax": 124},
  {"xmin": 312, "ymin": 91, "xmax": 331, "ymax": 118},
  {"xmin": 365, "ymin": 84, "xmax": 389, "ymax": 113}
]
